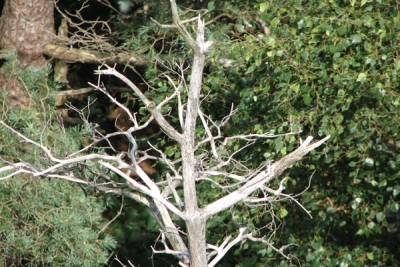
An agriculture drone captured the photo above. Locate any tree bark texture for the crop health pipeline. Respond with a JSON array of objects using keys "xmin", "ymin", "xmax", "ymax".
[
  {"xmin": 186, "ymin": 217, "xmax": 207, "ymax": 267},
  {"xmin": 0, "ymin": 0, "xmax": 54, "ymax": 68},
  {"xmin": 174, "ymin": 9, "xmax": 210, "ymax": 266},
  {"xmin": 43, "ymin": 44, "xmax": 146, "ymax": 66}
]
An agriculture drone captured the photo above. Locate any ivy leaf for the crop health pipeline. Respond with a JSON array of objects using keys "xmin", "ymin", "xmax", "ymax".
[
  {"xmin": 232, "ymin": 114, "xmax": 239, "ymax": 124},
  {"xmin": 367, "ymin": 252, "xmax": 374, "ymax": 260},
  {"xmin": 357, "ymin": 73, "xmax": 367, "ymax": 82},
  {"xmin": 236, "ymin": 24, "xmax": 245, "ymax": 32},
  {"xmin": 351, "ymin": 34, "xmax": 362, "ymax": 44},
  {"xmin": 278, "ymin": 208, "xmax": 288, "ymax": 218},
  {"xmin": 303, "ymin": 93, "xmax": 312, "ymax": 105},
  {"xmin": 259, "ymin": 3, "xmax": 268, "ymax": 12},
  {"xmin": 207, "ymin": 1, "xmax": 215, "ymax": 11},
  {"xmin": 348, "ymin": 161, "xmax": 357, "ymax": 167}
]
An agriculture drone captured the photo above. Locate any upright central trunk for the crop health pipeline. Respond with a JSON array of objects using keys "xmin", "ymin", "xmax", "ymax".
[
  {"xmin": 172, "ymin": 1, "xmax": 210, "ymax": 263},
  {"xmin": 186, "ymin": 216, "xmax": 207, "ymax": 267},
  {"xmin": 181, "ymin": 145, "xmax": 208, "ymax": 266}
]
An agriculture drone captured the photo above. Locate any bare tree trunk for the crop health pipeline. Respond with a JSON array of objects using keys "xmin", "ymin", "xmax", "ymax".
[
  {"xmin": 0, "ymin": 0, "xmax": 54, "ymax": 68},
  {"xmin": 176, "ymin": 2, "xmax": 210, "ymax": 263},
  {"xmin": 186, "ymin": 217, "xmax": 207, "ymax": 267},
  {"xmin": 182, "ymin": 145, "xmax": 208, "ymax": 266}
]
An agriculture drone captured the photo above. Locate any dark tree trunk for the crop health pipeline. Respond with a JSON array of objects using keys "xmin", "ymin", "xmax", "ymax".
[{"xmin": 0, "ymin": 0, "xmax": 54, "ymax": 68}]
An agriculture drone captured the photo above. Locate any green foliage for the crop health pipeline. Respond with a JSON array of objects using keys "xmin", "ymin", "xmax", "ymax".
[
  {"xmin": 0, "ymin": 178, "xmax": 116, "ymax": 267},
  {"xmin": 0, "ymin": 55, "xmax": 116, "ymax": 266},
  {"xmin": 2, "ymin": 0, "xmax": 399, "ymax": 265},
  {"xmin": 198, "ymin": 0, "xmax": 400, "ymax": 266},
  {"xmin": 110, "ymin": 0, "xmax": 400, "ymax": 264},
  {"xmin": 0, "ymin": 51, "xmax": 63, "ymax": 94}
]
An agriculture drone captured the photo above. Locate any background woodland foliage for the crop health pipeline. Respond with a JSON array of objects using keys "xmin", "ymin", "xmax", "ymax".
[{"xmin": 0, "ymin": 0, "xmax": 399, "ymax": 266}]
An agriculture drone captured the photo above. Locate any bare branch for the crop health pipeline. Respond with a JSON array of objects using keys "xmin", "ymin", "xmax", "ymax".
[
  {"xmin": 99, "ymin": 161, "xmax": 185, "ymax": 219},
  {"xmin": 163, "ymin": 69, "xmax": 186, "ymax": 131},
  {"xmin": 210, "ymin": 141, "xmax": 257, "ymax": 171},
  {"xmin": 43, "ymin": 44, "xmax": 145, "ymax": 66},
  {"xmin": 207, "ymin": 228, "xmax": 252, "ymax": 267},
  {"xmin": 246, "ymin": 235, "xmax": 297, "ymax": 260},
  {"xmin": 203, "ymin": 135, "xmax": 330, "ymax": 218},
  {"xmin": 150, "ymin": 17, "xmax": 179, "ymax": 30},
  {"xmin": 167, "ymin": 173, "xmax": 184, "ymax": 210},
  {"xmin": 198, "ymin": 108, "xmax": 219, "ymax": 159},
  {"xmin": 92, "ymin": 65, "xmax": 184, "ymax": 144},
  {"xmin": 147, "ymin": 142, "xmax": 180, "ymax": 178},
  {"xmin": 200, "ymin": 170, "xmax": 246, "ymax": 183},
  {"xmin": 168, "ymin": 2, "xmax": 198, "ymax": 52},
  {"xmin": 98, "ymin": 196, "xmax": 125, "ymax": 234},
  {"xmin": 0, "ymin": 121, "xmax": 63, "ymax": 163},
  {"xmin": 152, "ymin": 231, "xmax": 190, "ymax": 264}
]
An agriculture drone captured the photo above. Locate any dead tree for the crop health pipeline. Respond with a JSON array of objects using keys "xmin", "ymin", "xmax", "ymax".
[{"xmin": 0, "ymin": 1, "xmax": 330, "ymax": 266}]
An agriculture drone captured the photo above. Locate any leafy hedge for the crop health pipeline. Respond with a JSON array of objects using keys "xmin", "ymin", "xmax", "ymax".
[
  {"xmin": 105, "ymin": 0, "xmax": 400, "ymax": 265},
  {"xmin": 199, "ymin": 0, "xmax": 400, "ymax": 266}
]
